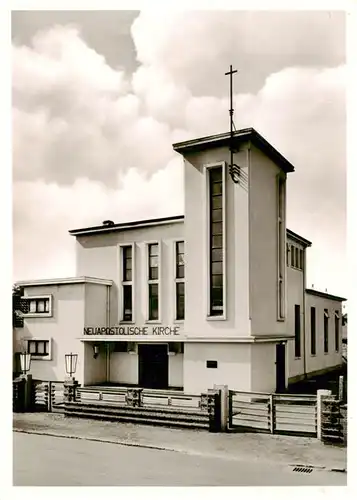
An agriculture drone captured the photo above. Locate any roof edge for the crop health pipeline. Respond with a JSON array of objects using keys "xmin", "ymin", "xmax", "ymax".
[
  {"xmin": 15, "ymin": 276, "xmax": 113, "ymax": 287},
  {"xmin": 69, "ymin": 215, "xmax": 184, "ymax": 236},
  {"xmin": 305, "ymin": 289, "xmax": 347, "ymax": 302},
  {"xmin": 286, "ymin": 229, "xmax": 312, "ymax": 247}
]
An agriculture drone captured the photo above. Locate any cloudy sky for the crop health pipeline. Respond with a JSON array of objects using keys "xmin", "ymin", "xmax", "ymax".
[{"xmin": 12, "ymin": 9, "xmax": 347, "ymax": 297}]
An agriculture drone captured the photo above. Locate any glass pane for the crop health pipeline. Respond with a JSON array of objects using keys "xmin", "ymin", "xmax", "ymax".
[
  {"xmin": 44, "ymin": 299, "xmax": 49, "ymax": 313},
  {"xmin": 37, "ymin": 341, "xmax": 45, "ymax": 354},
  {"xmin": 29, "ymin": 301, "xmax": 36, "ymax": 313},
  {"xmin": 124, "ymin": 269, "xmax": 132, "ymax": 282},
  {"xmin": 211, "ymin": 209, "xmax": 223, "ymax": 222},
  {"xmin": 176, "ymin": 282, "xmax": 185, "ymax": 295},
  {"xmin": 300, "ymin": 249, "xmax": 304, "ymax": 269},
  {"xmin": 177, "ymin": 253, "xmax": 185, "ymax": 266},
  {"xmin": 211, "ymin": 262, "xmax": 223, "ymax": 274},
  {"xmin": 210, "ymin": 168, "xmax": 222, "ymax": 182},
  {"xmin": 28, "ymin": 341, "xmax": 36, "ymax": 354},
  {"xmin": 125, "ymin": 259, "xmax": 132, "ymax": 270},
  {"xmin": 149, "ymin": 284, "xmax": 158, "ymax": 297},
  {"xmin": 211, "ymin": 183, "xmax": 222, "ymax": 195},
  {"xmin": 176, "ymin": 265, "xmax": 185, "ymax": 279},
  {"xmin": 37, "ymin": 300, "xmax": 45, "ymax": 312},
  {"xmin": 211, "ymin": 235, "xmax": 223, "ymax": 249},
  {"xmin": 149, "ymin": 256, "xmax": 158, "ymax": 268},
  {"xmin": 211, "ymin": 248, "xmax": 223, "ymax": 262},
  {"xmin": 176, "ymin": 241, "xmax": 184, "ymax": 254},
  {"xmin": 124, "ymin": 246, "xmax": 132, "ymax": 259},
  {"xmin": 149, "ymin": 244, "xmax": 159, "ymax": 257},
  {"xmin": 211, "ymin": 196, "xmax": 222, "ymax": 209},
  {"xmin": 123, "ymin": 285, "xmax": 132, "ymax": 313},
  {"xmin": 212, "ymin": 222, "xmax": 223, "ymax": 235},
  {"xmin": 149, "ymin": 267, "xmax": 158, "ymax": 280},
  {"xmin": 211, "ymin": 274, "xmax": 223, "ymax": 287}
]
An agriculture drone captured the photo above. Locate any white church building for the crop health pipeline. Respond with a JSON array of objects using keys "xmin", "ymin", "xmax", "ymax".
[{"xmin": 13, "ymin": 128, "xmax": 346, "ymax": 394}]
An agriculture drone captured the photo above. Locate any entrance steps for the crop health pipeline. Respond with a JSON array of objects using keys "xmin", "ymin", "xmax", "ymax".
[{"xmin": 64, "ymin": 401, "xmax": 210, "ymax": 430}]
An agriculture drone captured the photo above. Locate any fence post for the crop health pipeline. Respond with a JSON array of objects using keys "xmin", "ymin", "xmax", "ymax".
[
  {"xmin": 214, "ymin": 384, "xmax": 229, "ymax": 431},
  {"xmin": 338, "ymin": 375, "xmax": 344, "ymax": 402},
  {"xmin": 269, "ymin": 394, "xmax": 276, "ymax": 434},
  {"xmin": 48, "ymin": 381, "xmax": 52, "ymax": 412},
  {"xmin": 317, "ymin": 389, "xmax": 332, "ymax": 440}
]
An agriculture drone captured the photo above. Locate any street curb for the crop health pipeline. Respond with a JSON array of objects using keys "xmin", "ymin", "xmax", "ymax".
[{"xmin": 13, "ymin": 428, "xmax": 347, "ymax": 474}]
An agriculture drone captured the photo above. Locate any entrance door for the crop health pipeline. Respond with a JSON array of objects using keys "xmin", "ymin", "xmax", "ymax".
[
  {"xmin": 138, "ymin": 344, "xmax": 168, "ymax": 389},
  {"xmin": 276, "ymin": 342, "xmax": 286, "ymax": 393}
]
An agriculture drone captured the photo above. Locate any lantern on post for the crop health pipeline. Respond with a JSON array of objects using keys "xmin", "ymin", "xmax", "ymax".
[
  {"xmin": 19, "ymin": 352, "xmax": 31, "ymax": 375},
  {"xmin": 65, "ymin": 352, "xmax": 78, "ymax": 377}
]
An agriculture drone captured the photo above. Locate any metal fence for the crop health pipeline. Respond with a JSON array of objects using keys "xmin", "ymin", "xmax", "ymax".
[
  {"xmin": 32, "ymin": 380, "xmax": 65, "ymax": 413},
  {"xmin": 228, "ymin": 390, "xmax": 317, "ymax": 437}
]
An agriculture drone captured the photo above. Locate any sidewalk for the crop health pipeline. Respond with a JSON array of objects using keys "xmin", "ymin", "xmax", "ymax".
[{"xmin": 13, "ymin": 412, "xmax": 347, "ymax": 472}]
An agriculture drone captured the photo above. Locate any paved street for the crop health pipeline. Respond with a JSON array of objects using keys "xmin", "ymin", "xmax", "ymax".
[{"xmin": 13, "ymin": 433, "xmax": 346, "ymax": 487}]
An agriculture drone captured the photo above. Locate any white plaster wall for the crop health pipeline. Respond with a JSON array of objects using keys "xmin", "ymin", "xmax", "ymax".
[
  {"xmin": 286, "ymin": 253, "xmax": 305, "ymax": 380},
  {"xmin": 250, "ymin": 343, "xmax": 277, "ymax": 393},
  {"xmin": 109, "ymin": 351, "xmax": 138, "ymax": 384},
  {"xmin": 304, "ymin": 294, "xmax": 343, "ymax": 375},
  {"xmin": 13, "ymin": 284, "xmax": 85, "ymax": 383},
  {"xmin": 169, "ymin": 353, "xmax": 183, "ymax": 387},
  {"xmin": 83, "ymin": 342, "xmax": 107, "ymax": 385},
  {"xmin": 75, "ymin": 223, "xmax": 184, "ymax": 327},
  {"xmin": 183, "ymin": 145, "xmax": 251, "ymax": 339},
  {"xmin": 183, "ymin": 343, "xmax": 251, "ymax": 393},
  {"xmin": 249, "ymin": 145, "xmax": 287, "ymax": 337},
  {"xmin": 84, "ymin": 283, "xmax": 109, "ymax": 327}
]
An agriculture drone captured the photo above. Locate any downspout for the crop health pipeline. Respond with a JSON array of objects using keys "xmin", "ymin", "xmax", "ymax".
[{"xmin": 247, "ymin": 143, "xmax": 252, "ymax": 327}]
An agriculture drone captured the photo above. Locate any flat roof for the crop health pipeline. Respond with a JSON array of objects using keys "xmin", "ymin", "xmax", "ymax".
[
  {"xmin": 69, "ymin": 215, "xmax": 184, "ymax": 237},
  {"xmin": 15, "ymin": 276, "xmax": 113, "ymax": 287},
  {"xmin": 305, "ymin": 289, "xmax": 347, "ymax": 302},
  {"xmin": 173, "ymin": 127, "xmax": 295, "ymax": 174},
  {"xmin": 286, "ymin": 229, "xmax": 312, "ymax": 247}
]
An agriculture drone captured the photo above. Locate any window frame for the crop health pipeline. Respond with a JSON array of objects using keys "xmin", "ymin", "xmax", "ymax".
[
  {"xmin": 294, "ymin": 304, "xmax": 301, "ymax": 358},
  {"xmin": 334, "ymin": 311, "xmax": 340, "ymax": 352},
  {"xmin": 277, "ymin": 173, "xmax": 286, "ymax": 320},
  {"xmin": 118, "ymin": 243, "xmax": 135, "ymax": 323},
  {"xmin": 204, "ymin": 161, "xmax": 227, "ymax": 321},
  {"xmin": 24, "ymin": 337, "xmax": 52, "ymax": 360},
  {"xmin": 145, "ymin": 240, "xmax": 161, "ymax": 323},
  {"xmin": 21, "ymin": 295, "xmax": 53, "ymax": 318},
  {"xmin": 310, "ymin": 306, "xmax": 316, "ymax": 356},
  {"xmin": 173, "ymin": 239, "xmax": 185, "ymax": 322},
  {"xmin": 324, "ymin": 309, "xmax": 329, "ymax": 354}
]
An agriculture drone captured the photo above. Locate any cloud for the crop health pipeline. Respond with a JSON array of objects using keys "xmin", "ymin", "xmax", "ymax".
[
  {"xmin": 13, "ymin": 158, "xmax": 184, "ymax": 281},
  {"xmin": 12, "ymin": 12, "xmax": 346, "ymax": 295}
]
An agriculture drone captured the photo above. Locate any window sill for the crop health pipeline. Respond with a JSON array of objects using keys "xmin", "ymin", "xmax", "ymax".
[
  {"xmin": 174, "ymin": 320, "xmax": 184, "ymax": 324},
  {"xmin": 30, "ymin": 355, "xmax": 51, "ymax": 361},
  {"xmin": 119, "ymin": 321, "xmax": 135, "ymax": 325},
  {"xmin": 24, "ymin": 313, "xmax": 52, "ymax": 318},
  {"xmin": 310, "ymin": 354, "xmax": 317, "ymax": 357},
  {"xmin": 145, "ymin": 320, "xmax": 162, "ymax": 324},
  {"xmin": 206, "ymin": 315, "xmax": 226, "ymax": 321},
  {"xmin": 294, "ymin": 356, "xmax": 302, "ymax": 360}
]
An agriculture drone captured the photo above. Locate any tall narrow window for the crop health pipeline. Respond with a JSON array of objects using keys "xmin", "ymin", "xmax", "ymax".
[
  {"xmin": 286, "ymin": 243, "xmax": 290, "ymax": 266},
  {"xmin": 310, "ymin": 307, "xmax": 316, "ymax": 355},
  {"xmin": 122, "ymin": 245, "xmax": 133, "ymax": 321},
  {"xmin": 335, "ymin": 311, "xmax": 340, "ymax": 352},
  {"xmin": 175, "ymin": 241, "xmax": 185, "ymax": 320},
  {"xmin": 294, "ymin": 305, "xmax": 301, "ymax": 358},
  {"xmin": 324, "ymin": 309, "xmax": 329, "ymax": 353},
  {"xmin": 299, "ymin": 249, "xmax": 304, "ymax": 270},
  {"xmin": 277, "ymin": 175, "xmax": 286, "ymax": 319},
  {"xmin": 209, "ymin": 167, "xmax": 224, "ymax": 316},
  {"xmin": 148, "ymin": 243, "xmax": 159, "ymax": 320}
]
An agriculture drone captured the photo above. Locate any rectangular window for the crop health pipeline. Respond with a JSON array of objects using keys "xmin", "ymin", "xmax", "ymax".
[
  {"xmin": 277, "ymin": 175, "xmax": 286, "ymax": 319},
  {"xmin": 209, "ymin": 167, "xmax": 224, "ymax": 316},
  {"xmin": 335, "ymin": 312, "xmax": 340, "ymax": 352},
  {"xmin": 149, "ymin": 283, "xmax": 159, "ymax": 320},
  {"xmin": 310, "ymin": 307, "xmax": 316, "ymax": 355},
  {"xmin": 121, "ymin": 245, "xmax": 133, "ymax": 321},
  {"xmin": 28, "ymin": 298, "xmax": 50, "ymax": 314},
  {"xmin": 299, "ymin": 249, "xmax": 304, "ymax": 270},
  {"xmin": 324, "ymin": 309, "xmax": 329, "ymax": 353},
  {"xmin": 294, "ymin": 305, "xmax": 301, "ymax": 358},
  {"xmin": 175, "ymin": 241, "xmax": 185, "ymax": 320},
  {"xmin": 27, "ymin": 340, "xmax": 49, "ymax": 357},
  {"xmin": 147, "ymin": 243, "xmax": 160, "ymax": 321},
  {"xmin": 286, "ymin": 243, "xmax": 290, "ymax": 266},
  {"xmin": 291, "ymin": 246, "xmax": 295, "ymax": 268},
  {"xmin": 148, "ymin": 243, "xmax": 159, "ymax": 280},
  {"xmin": 176, "ymin": 282, "xmax": 185, "ymax": 321}
]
